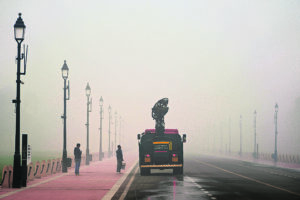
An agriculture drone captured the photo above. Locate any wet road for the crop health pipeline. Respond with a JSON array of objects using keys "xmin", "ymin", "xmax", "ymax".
[{"xmin": 124, "ymin": 154, "xmax": 300, "ymax": 200}]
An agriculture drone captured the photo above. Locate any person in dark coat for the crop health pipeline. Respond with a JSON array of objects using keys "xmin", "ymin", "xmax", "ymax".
[
  {"xmin": 116, "ymin": 145, "xmax": 124, "ymax": 173},
  {"xmin": 74, "ymin": 143, "xmax": 82, "ymax": 176}
]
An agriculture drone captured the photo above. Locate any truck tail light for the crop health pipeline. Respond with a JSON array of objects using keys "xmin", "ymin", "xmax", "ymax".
[
  {"xmin": 172, "ymin": 154, "xmax": 178, "ymax": 162},
  {"xmin": 144, "ymin": 154, "xmax": 151, "ymax": 162}
]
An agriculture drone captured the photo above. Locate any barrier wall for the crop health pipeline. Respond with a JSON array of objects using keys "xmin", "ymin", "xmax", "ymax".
[
  {"xmin": 27, "ymin": 162, "xmax": 34, "ymax": 181},
  {"xmin": 1, "ymin": 152, "xmax": 108, "ymax": 188},
  {"xmin": 56, "ymin": 159, "xmax": 61, "ymax": 173},
  {"xmin": 1, "ymin": 165, "xmax": 10, "ymax": 188},
  {"xmin": 257, "ymin": 153, "xmax": 300, "ymax": 163},
  {"xmin": 51, "ymin": 159, "xmax": 57, "ymax": 174},
  {"xmin": 34, "ymin": 161, "xmax": 41, "ymax": 178},
  {"xmin": 220, "ymin": 151, "xmax": 300, "ymax": 164},
  {"xmin": 40, "ymin": 160, "xmax": 47, "ymax": 177},
  {"xmin": 46, "ymin": 160, "xmax": 52, "ymax": 176}
]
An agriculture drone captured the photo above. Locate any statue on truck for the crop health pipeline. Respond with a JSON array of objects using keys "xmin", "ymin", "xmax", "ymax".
[{"xmin": 137, "ymin": 98, "xmax": 187, "ymax": 176}]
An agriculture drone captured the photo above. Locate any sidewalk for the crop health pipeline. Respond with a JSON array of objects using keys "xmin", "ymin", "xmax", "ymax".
[{"xmin": 0, "ymin": 151, "xmax": 138, "ymax": 200}]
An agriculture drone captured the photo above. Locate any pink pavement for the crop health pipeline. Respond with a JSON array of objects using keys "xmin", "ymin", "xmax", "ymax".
[{"xmin": 0, "ymin": 151, "xmax": 138, "ymax": 200}]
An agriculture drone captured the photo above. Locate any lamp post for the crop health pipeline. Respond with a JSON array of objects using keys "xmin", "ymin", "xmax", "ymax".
[
  {"xmin": 108, "ymin": 105, "xmax": 111, "ymax": 157},
  {"xmin": 114, "ymin": 111, "xmax": 117, "ymax": 152},
  {"xmin": 213, "ymin": 123, "xmax": 216, "ymax": 152},
  {"xmin": 85, "ymin": 83, "xmax": 92, "ymax": 165},
  {"xmin": 229, "ymin": 117, "xmax": 231, "ymax": 154},
  {"xmin": 12, "ymin": 13, "xmax": 26, "ymax": 188},
  {"xmin": 61, "ymin": 60, "xmax": 70, "ymax": 173},
  {"xmin": 239, "ymin": 115, "xmax": 242, "ymax": 156},
  {"xmin": 253, "ymin": 110, "xmax": 257, "ymax": 159},
  {"xmin": 99, "ymin": 96, "xmax": 103, "ymax": 161},
  {"xmin": 119, "ymin": 116, "xmax": 122, "ymax": 145},
  {"xmin": 220, "ymin": 123, "xmax": 223, "ymax": 153},
  {"xmin": 273, "ymin": 103, "xmax": 279, "ymax": 162}
]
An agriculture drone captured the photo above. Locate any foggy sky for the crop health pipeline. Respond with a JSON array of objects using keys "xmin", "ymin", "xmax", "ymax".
[{"xmin": 1, "ymin": 0, "xmax": 300, "ymax": 157}]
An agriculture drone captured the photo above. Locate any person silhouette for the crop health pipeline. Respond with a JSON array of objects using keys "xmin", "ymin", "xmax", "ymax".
[
  {"xmin": 116, "ymin": 145, "xmax": 124, "ymax": 173},
  {"xmin": 74, "ymin": 143, "xmax": 82, "ymax": 175}
]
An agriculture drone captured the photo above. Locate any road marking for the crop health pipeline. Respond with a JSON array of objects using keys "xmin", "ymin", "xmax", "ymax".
[
  {"xmin": 238, "ymin": 163, "xmax": 299, "ymax": 180},
  {"xmin": 102, "ymin": 160, "xmax": 138, "ymax": 200},
  {"xmin": 140, "ymin": 164, "xmax": 182, "ymax": 168},
  {"xmin": 0, "ymin": 173, "xmax": 67, "ymax": 199},
  {"xmin": 186, "ymin": 176, "xmax": 217, "ymax": 199},
  {"xmin": 197, "ymin": 160, "xmax": 300, "ymax": 196},
  {"xmin": 119, "ymin": 165, "xmax": 139, "ymax": 200}
]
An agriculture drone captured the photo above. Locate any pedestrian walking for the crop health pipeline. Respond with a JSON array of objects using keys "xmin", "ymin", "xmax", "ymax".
[
  {"xmin": 116, "ymin": 145, "xmax": 124, "ymax": 173},
  {"xmin": 74, "ymin": 143, "xmax": 82, "ymax": 176}
]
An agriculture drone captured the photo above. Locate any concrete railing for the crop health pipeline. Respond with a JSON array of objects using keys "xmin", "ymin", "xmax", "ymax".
[
  {"xmin": 1, "ymin": 151, "xmax": 109, "ymax": 188},
  {"xmin": 0, "ymin": 165, "xmax": 13, "ymax": 188},
  {"xmin": 258, "ymin": 153, "xmax": 300, "ymax": 164},
  {"xmin": 214, "ymin": 151, "xmax": 300, "ymax": 164}
]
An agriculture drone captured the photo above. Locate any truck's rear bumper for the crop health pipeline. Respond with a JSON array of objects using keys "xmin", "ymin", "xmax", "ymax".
[{"xmin": 140, "ymin": 164, "xmax": 183, "ymax": 168}]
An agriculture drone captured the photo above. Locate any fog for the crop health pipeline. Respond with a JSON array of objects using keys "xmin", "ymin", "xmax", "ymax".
[{"xmin": 1, "ymin": 0, "xmax": 300, "ymax": 158}]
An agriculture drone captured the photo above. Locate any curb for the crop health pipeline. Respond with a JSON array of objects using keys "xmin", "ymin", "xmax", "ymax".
[{"xmin": 102, "ymin": 160, "xmax": 138, "ymax": 200}]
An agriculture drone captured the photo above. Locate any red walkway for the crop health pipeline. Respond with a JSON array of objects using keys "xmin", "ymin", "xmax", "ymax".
[{"xmin": 0, "ymin": 151, "xmax": 138, "ymax": 200}]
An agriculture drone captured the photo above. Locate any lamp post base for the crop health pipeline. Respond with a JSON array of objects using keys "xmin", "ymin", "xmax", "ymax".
[
  {"xmin": 12, "ymin": 153, "xmax": 22, "ymax": 188},
  {"xmin": 99, "ymin": 152, "xmax": 103, "ymax": 161},
  {"xmin": 62, "ymin": 150, "xmax": 68, "ymax": 173},
  {"xmin": 86, "ymin": 150, "xmax": 90, "ymax": 165},
  {"xmin": 272, "ymin": 153, "xmax": 278, "ymax": 162}
]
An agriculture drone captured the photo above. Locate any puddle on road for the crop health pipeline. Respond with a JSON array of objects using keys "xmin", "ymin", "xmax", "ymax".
[{"xmin": 139, "ymin": 173, "xmax": 215, "ymax": 200}]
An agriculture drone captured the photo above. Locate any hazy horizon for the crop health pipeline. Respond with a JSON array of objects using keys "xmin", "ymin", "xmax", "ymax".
[{"xmin": 1, "ymin": 0, "xmax": 300, "ymax": 158}]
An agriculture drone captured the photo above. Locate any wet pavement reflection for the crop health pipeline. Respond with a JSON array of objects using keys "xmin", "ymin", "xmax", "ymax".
[{"xmin": 136, "ymin": 169, "xmax": 215, "ymax": 200}]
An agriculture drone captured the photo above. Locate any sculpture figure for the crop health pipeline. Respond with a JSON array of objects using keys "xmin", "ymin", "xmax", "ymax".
[{"xmin": 152, "ymin": 98, "xmax": 169, "ymax": 134}]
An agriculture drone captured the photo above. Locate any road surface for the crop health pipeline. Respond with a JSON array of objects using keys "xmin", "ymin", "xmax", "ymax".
[{"xmin": 125, "ymin": 154, "xmax": 300, "ymax": 200}]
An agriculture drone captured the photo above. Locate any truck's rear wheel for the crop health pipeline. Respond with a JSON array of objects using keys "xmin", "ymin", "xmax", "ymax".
[
  {"xmin": 173, "ymin": 167, "xmax": 183, "ymax": 175},
  {"xmin": 140, "ymin": 168, "xmax": 150, "ymax": 176}
]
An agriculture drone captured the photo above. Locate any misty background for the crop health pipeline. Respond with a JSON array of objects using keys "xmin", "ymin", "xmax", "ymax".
[{"xmin": 0, "ymin": 0, "xmax": 300, "ymax": 158}]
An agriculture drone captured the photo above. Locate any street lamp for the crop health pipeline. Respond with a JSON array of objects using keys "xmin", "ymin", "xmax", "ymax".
[
  {"xmin": 99, "ymin": 96, "xmax": 103, "ymax": 161},
  {"xmin": 253, "ymin": 110, "xmax": 257, "ymax": 159},
  {"xmin": 61, "ymin": 60, "xmax": 70, "ymax": 173},
  {"xmin": 108, "ymin": 105, "xmax": 111, "ymax": 157},
  {"xmin": 228, "ymin": 117, "xmax": 231, "ymax": 154},
  {"xmin": 14, "ymin": 13, "xmax": 26, "ymax": 43},
  {"xmin": 119, "ymin": 116, "xmax": 122, "ymax": 145},
  {"xmin": 220, "ymin": 123, "xmax": 223, "ymax": 153},
  {"xmin": 85, "ymin": 83, "xmax": 92, "ymax": 165},
  {"xmin": 12, "ymin": 13, "xmax": 26, "ymax": 188},
  {"xmin": 114, "ymin": 111, "xmax": 117, "ymax": 152},
  {"xmin": 239, "ymin": 115, "xmax": 242, "ymax": 156},
  {"xmin": 273, "ymin": 103, "xmax": 279, "ymax": 162}
]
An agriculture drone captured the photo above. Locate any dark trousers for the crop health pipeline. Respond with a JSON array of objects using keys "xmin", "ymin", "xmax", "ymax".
[
  {"xmin": 117, "ymin": 159, "xmax": 122, "ymax": 172},
  {"xmin": 75, "ymin": 159, "xmax": 81, "ymax": 175}
]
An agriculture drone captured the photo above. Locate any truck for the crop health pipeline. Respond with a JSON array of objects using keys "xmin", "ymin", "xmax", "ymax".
[{"xmin": 137, "ymin": 128, "xmax": 186, "ymax": 175}]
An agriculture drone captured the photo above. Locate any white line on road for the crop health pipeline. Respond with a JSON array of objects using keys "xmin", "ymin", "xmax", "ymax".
[
  {"xmin": 185, "ymin": 176, "xmax": 217, "ymax": 199},
  {"xmin": 197, "ymin": 160, "xmax": 300, "ymax": 197},
  {"xmin": 185, "ymin": 176, "xmax": 202, "ymax": 190}
]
